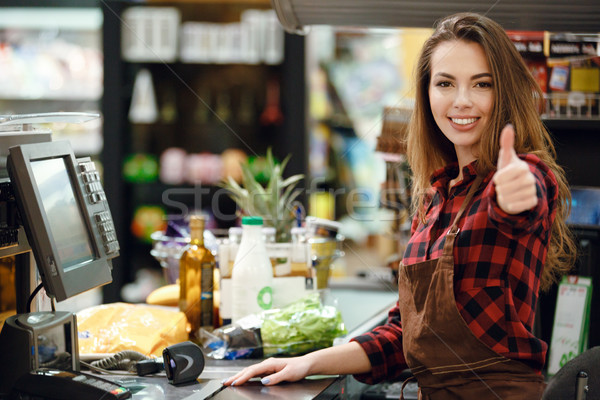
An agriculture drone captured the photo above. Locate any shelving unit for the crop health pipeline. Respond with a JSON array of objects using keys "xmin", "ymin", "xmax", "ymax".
[
  {"xmin": 144, "ymin": 0, "xmax": 270, "ymax": 4},
  {"xmin": 0, "ymin": 2, "xmax": 103, "ymax": 158},
  {"xmin": 101, "ymin": 0, "xmax": 307, "ymax": 302}
]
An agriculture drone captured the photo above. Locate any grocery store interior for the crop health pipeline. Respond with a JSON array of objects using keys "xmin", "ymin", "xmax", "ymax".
[{"xmin": 0, "ymin": 0, "xmax": 599, "ymax": 399}]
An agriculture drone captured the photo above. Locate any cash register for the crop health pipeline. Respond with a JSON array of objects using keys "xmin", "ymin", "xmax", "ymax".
[{"xmin": 0, "ymin": 113, "xmax": 126, "ymax": 399}]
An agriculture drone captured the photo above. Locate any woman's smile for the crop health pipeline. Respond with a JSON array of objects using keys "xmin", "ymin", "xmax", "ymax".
[
  {"xmin": 448, "ymin": 116, "xmax": 480, "ymax": 129},
  {"xmin": 428, "ymin": 40, "xmax": 494, "ymax": 167}
]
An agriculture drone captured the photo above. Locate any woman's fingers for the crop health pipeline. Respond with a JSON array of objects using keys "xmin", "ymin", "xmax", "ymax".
[
  {"xmin": 502, "ymin": 197, "xmax": 539, "ymax": 214},
  {"xmin": 494, "ymin": 157, "xmax": 537, "ymax": 214},
  {"xmin": 496, "ymin": 178, "xmax": 537, "ymax": 202},
  {"xmin": 222, "ymin": 359, "xmax": 273, "ymax": 386},
  {"xmin": 222, "ymin": 357, "xmax": 305, "ymax": 386},
  {"xmin": 260, "ymin": 367, "xmax": 293, "ymax": 386},
  {"xmin": 493, "ymin": 157, "xmax": 533, "ymax": 185}
]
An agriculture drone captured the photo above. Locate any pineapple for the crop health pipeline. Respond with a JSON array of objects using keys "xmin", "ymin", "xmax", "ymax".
[{"xmin": 220, "ymin": 148, "xmax": 304, "ymax": 242}]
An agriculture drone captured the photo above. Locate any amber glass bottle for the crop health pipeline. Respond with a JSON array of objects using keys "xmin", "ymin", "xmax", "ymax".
[{"xmin": 179, "ymin": 215, "xmax": 215, "ymax": 341}]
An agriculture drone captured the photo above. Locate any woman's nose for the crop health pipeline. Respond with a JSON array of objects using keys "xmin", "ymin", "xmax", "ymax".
[{"xmin": 453, "ymin": 87, "xmax": 473, "ymax": 108}]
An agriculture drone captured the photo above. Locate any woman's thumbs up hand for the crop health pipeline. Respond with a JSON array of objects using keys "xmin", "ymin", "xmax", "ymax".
[{"xmin": 493, "ymin": 124, "xmax": 538, "ymax": 214}]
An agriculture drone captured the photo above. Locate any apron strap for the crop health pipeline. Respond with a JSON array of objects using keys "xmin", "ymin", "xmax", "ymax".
[
  {"xmin": 399, "ymin": 375, "xmax": 417, "ymax": 400},
  {"xmin": 442, "ymin": 175, "xmax": 483, "ymax": 255}
]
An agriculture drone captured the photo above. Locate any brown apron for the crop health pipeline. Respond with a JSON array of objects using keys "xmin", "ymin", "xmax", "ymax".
[{"xmin": 397, "ymin": 176, "xmax": 546, "ymax": 400}]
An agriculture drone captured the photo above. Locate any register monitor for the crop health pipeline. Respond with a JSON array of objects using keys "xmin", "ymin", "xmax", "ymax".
[
  {"xmin": 7, "ymin": 140, "xmax": 119, "ymax": 302},
  {"xmin": 568, "ymin": 186, "xmax": 600, "ymax": 227}
]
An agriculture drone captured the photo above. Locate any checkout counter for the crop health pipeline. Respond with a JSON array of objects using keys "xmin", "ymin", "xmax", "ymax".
[
  {"xmin": 88, "ymin": 286, "xmax": 399, "ymax": 400},
  {"xmin": 0, "ymin": 113, "xmax": 401, "ymax": 399},
  {"xmin": 0, "ymin": 113, "xmax": 121, "ymax": 398}
]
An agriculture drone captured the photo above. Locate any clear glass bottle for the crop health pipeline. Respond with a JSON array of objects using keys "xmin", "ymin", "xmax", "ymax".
[
  {"xmin": 262, "ymin": 226, "xmax": 276, "ymax": 244},
  {"xmin": 218, "ymin": 226, "xmax": 243, "ymax": 326},
  {"xmin": 179, "ymin": 215, "xmax": 215, "ymax": 341},
  {"xmin": 290, "ymin": 226, "xmax": 310, "ymax": 277},
  {"xmin": 231, "ymin": 216, "xmax": 273, "ymax": 323},
  {"xmin": 226, "ymin": 226, "xmax": 243, "ymax": 278}
]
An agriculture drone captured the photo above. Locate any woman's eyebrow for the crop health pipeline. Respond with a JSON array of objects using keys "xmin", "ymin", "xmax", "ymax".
[
  {"xmin": 432, "ymin": 72, "xmax": 454, "ymax": 79},
  {"xmin": 472, "ymin": 72, "xmax": 492, "ymax": 79},
  {"xmin": 432, "ymin": 72, "xmax": 492, "ymax": 80}
]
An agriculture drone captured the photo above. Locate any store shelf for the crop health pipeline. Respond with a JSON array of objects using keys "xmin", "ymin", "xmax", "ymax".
[
  {"xmin": 0, "ymin": 3, "xmax": 104, "ymax": 159},
  {"xmin": 101, "ymin": 0, "xmax": 307, "ymax": 302},
  {"xmin": 144, "ymin": 0, "xmax": 270, "ymax": 4},
  {"xmin": 542, "ymin": 118, "xmax": 600, "ymax": 131},
  {"xmin": 0, "ymin": 95, "xmax": 102, "ymax": 102},
  {"xmin": 128, "ymin": 182, "xmax": 231, "ymax": 208},
  {"xmin": 0, "ymin": 7, "xmax": 102, "ymax": 30}
]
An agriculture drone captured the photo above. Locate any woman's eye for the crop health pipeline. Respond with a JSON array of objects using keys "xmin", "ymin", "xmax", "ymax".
[
  {"xmin": 475, "ymin": 81, "xmax": 493, "ymax": 88},
  {"xmin": 436, "ymin": 81, "xmax": 452, "ymax": 88}
]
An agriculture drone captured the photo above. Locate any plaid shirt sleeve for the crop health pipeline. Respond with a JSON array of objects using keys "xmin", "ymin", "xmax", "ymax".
[
  {"xmin": 350, "ymin": 302, "xmax": 407, "ymax": 383},
  {"xmin": 351, "ymin": 154, "xmax": 557, "ymax": 383}
]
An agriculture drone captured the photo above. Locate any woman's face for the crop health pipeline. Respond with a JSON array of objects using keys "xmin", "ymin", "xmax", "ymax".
[{"xmin": 428, "ymin": 40, "xmax": 494, "ymax": 166}]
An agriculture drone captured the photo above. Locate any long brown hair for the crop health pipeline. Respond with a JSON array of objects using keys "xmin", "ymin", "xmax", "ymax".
[{"xmin": 406, "ymin": 12, "xmax": 576, "ymax": 291}]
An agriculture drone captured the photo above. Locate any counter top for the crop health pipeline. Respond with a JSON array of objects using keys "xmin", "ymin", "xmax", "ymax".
[
  {"xmin": 99, "ymin": 286, "xmax": 398, "ymax": 399},
  {"xmin": 105, "ymin": 374, "xmax": 339, "ymax": 400}
]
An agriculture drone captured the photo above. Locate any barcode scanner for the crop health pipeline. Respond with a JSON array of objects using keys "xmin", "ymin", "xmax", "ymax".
[{"xmin": 163, "ymin": 341, "xmax": 205, "ymax": 385}]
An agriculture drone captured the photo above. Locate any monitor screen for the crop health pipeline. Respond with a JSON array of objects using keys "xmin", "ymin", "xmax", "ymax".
[
  {"xmin": 30, "ymin": 158, "xmax": 94, "ymax": 270},
  {"xmin": 8, "ymin": 140, "xmax": 119, "ymax": 301},
  {"xmin": 568, "ymin": 186, "xmax": 600, "ymax": 227}
]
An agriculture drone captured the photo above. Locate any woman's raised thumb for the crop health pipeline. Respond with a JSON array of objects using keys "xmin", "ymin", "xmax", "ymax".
[{"xmin": 498, "ymin": 124, "xmax": 516, "ymax": 170}]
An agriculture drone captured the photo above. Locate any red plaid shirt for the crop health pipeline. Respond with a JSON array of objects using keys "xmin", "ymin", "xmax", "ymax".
[{"xmin": 352, "ymin": 154, "xmax": 557, "ymax": 383}]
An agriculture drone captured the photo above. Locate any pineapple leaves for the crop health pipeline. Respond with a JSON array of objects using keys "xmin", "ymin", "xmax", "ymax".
[{"xmin": 220, "ymin": 147, "xmax": 304, "ymax": 242}]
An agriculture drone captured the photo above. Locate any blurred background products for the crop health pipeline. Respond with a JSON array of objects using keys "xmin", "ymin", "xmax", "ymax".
[
  {"xmin": 179, "ymin": 9, "xmax": 284, "ymax": 65},
  {"xmin": 128, "ymin": 68, "xmax": 159, "ymax": 124},
  {"xmin": 150, "ymin": 217, "xmax": 220, "ymax": 286},
  {"xmin": 130, "ymin": 205, "xmax": 167, "ymax": 244},
  {"xmin": 94, "ymin": 0, "xmax": 303, "ymax": 306},
  {"xmin": 0, "ymin": 6, "xmax": 103, "ymax": 159},
  {"xmin": 305, "ymin": 217, "xmax": 344, "ymax": 290},
  {"xmin": 184, "ymin": 153, "xmax": 224, "ymax": 186},
  {"xmin": 159, "ymin": 147, "xmax": 187, "ymax": 185},
  {"xmin": 122, "ymin": 153, "xmax": 159, "ymax": 183},
  {"xmin": 121, "ymin": 6, "xmax": 180, "ymax": 63},
  {"xmin": 157, "ymin": 148, "xmax": 247, "ymax": 186}
]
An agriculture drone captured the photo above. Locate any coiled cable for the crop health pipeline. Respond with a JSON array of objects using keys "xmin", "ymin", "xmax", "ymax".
[{"xmin": 90, "ymin": 350, "xmax": 151, "ymax": 372}]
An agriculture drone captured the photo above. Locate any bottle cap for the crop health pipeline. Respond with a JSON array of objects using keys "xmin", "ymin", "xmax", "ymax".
[
  {"xmin": 190, "ymin": 214, "xmax": 205, "ymax": 228},
  {"xmin": 262, "ymin": 226, "xmax": 276, "ymax": 243},
  {"xmin": 291, "ymin": 227, "xmax": 306, "ymax": 235},
  {"xmin": 242, "ymin": 216, "xmax": 263, "ymax": 225},
  {"xmin": 305, "ymin": 216, "xmax": 340, "ymax": 238},
  {"xmin": 228, "ymin": 227, "xmax": 243, "ymax": 235},
  {"xmin": 262, "ymin": 226, "xmax": 276, "ymax": 234}
]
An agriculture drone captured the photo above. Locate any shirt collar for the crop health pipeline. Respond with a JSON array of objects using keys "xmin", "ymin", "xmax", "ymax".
[{"xmin": 430, "ymin": 159, "xmax": 480, "ymax": 190}]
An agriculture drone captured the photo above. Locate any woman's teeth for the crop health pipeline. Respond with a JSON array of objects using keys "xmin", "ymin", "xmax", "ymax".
[{"xmin": 451, "ymin": 118, "xmax": 477, "ymax": 125}]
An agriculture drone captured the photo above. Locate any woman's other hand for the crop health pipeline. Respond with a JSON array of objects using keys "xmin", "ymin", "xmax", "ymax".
[
  {"xmin": 493, "ymin": 124, "xmax": 538, "ymax": 214},
  {"xmin": 221, "ymin": 341, "xmax": 372, "ymax": 387},
  {"xmin": 222, "ymin": 356, "xmax": 312, "ymax": 386}
]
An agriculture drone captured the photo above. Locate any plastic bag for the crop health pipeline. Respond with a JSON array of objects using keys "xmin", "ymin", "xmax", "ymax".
[
  {"xmin": 77, "ymin": 302, "xmax": 188, "ymax": 357},
  {"xmin": 202, "ymin": 293, "xmax": 346, "ymax": 359},
  {"xmin": 202, "ymin": 313, "xmax": 264, "ymax": 360}
]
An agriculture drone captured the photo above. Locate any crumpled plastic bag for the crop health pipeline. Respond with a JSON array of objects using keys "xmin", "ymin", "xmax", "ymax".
[
  {"xmin": 202, "ymin": 292, "xmax": 346, "ymax": 359},
  {"xmin": 77, "ymin": 302, "xmax": 188, "ymax": 357}
]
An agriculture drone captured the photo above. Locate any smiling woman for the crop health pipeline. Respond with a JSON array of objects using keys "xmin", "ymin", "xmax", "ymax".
[{"xmin": 222, "ymin": 13, "xmax": 577, "ymax": 400}]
